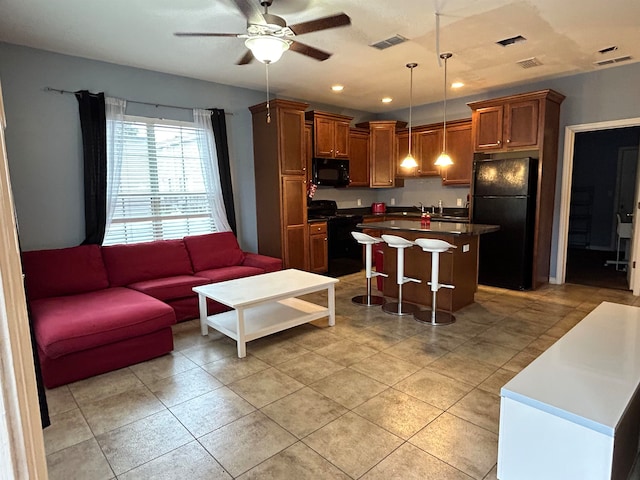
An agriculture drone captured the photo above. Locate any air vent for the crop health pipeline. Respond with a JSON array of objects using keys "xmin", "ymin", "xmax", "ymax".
[
  {"xmin": 517, "ymin": 57, "xmax": 542, "ymax": 69},
  {"xmin": 598, "ymin": 45, "xmax": 618, "ymax": 54},
  {"xmin": 371, "ymin": 34, "xmax": 408, "ymax": 50},
  {"xmin": 594, "ymin": 55, "xmax": 632, "ymax": 66},
  {"xmin": 496, "ymin": 35, "xmax": 526, "ymax": 47}
]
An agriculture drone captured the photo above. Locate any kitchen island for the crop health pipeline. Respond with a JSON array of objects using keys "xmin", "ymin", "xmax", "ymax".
[{"xmin": 358, "ymin": 220, "xmax": 499, "ymax": 312}]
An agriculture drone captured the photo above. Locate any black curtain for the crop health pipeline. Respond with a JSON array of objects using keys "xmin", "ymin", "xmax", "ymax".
[
  {"xmin": 210, "ymin": 109, "xmax": 237, "ymax": 234},
  {"xmin": 75, "ymin": 90, "xmax": 107, "ymax": 245}
]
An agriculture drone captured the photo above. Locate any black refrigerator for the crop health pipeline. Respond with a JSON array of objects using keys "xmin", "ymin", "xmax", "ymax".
[{"xmin": 472, "ymin": 157, "xmax": 538, "ymax": 290}]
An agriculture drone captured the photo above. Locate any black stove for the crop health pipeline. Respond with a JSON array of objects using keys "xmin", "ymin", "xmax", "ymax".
[{"xmin": 308, "ymin": 200, "xmax": 364, "ymax": 277}]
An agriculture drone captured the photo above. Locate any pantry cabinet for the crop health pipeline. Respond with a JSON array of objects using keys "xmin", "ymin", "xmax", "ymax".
[
  {"xmin": 357, "ymin": 120, "xmax": 406, "ymax": 188},
  {"xmin": 305, "ymin": 111, "xmax": 352, "ymax": 159}
]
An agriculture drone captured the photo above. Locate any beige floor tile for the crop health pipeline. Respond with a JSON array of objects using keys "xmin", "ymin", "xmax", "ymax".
[
  {"xmin": 350, "ymin": 352, "xmax": 421, "ymax": 385},
  {"xmin": 477, "ymin": 368, "xmax": 517, "ymax": 396},
  {"xmin": 129, "ymin": 351, "xmax": 199, "ymax": 385},
  {"xmin": 275, "ymin": 351, "xmax": 345, "ymax": 385},
  {"xmin": 288, "ymin": 326, "xmax": 345, "ymax": 350},
  {"xmin": 202, "ymin": 354, "xmax": 270, "ymax": 385},
  {"xmin": 96, "ymin": 410, "xmax": 192, "ymax": 475},
  {"xmin": 169, "ymin": 386, "xmax": 255, "ymax": 438},
  {"xmin": 419, "ymin": 328, "xmax": 470, "ymax": 350},
  {"xmin": 118, "ymin": 441, "xmax": 231, "ymax": 480},
  {"xmin": 449, "ymin": 389, "xmax": 501, "ymax": 434},
  {"xmin": 229, "ymin": 367, "xmax": 304, "ymax": 408},
  {"xmin": 367, "ymin": 317, "xmax": 431, "ymax": 338},
  {"xmin": 453, "ymin": 339, "xmax": 519, "ymax": 368},
  {"xmin": 383, "ymin": 337, "xmax": 450, "ymax": 367},
  {"xmin": 476, "ymin": 325, "xmax": 537, "ymax": 350},
  {"xmin": 237, "ymin": 441, "xmax": 351, "ymax": 479},
  {"xmin": 172, "ymin": 339, "xmax": 237, "ymax": 367},
  {"xmin": 303, "ymin": 412, "xmax": 403, "ymax": 479},
  {"xmin": 426, "ymin": 352, "xmax": 497, "ymax": 386},
  {"xmin": 410, "ymin": 413, "xmax": 498, "ymax": 480},
  {"xmin": 146, "ymin": 367, "xmax": 222, "ymax": 407},
  {"xmin": 261, "ymin": 387, "xmax": 347, "ymax": 438},
  {"xmin": 314, "ymin": 338, "xmax": 378, "ymax": 366},
  {"xmin": 453, "ymin": 303, "xmax": 503, "ymax": 326},
  {"xmin": 483, "ymin": 463, "xmax": 498, "ymax": 480},
  {"xmin": 354, "ymin": 388, "xmax": 442, "ymax": 440},
  {"xmin": 309, "ymin": 368, "xmax": 388, "ymax": 409},
  {"xmin": 44, "ymin": 408, "xmax": 93, "ymax": 455},
  {"xmin": 497, "ymin": 316, "xmax": 553, "ymax": 336},
  {"xmin": 68, "ymin": 368, "xmax": 142, "ymax": 406},
  {"xmin": 361, "ymin": 442, "xmax": 473, "ymax": 480},
  {"xmin": 45, "ymin": 386, "xmax": 77, "ymax": 416},
  {"xmin": 46, "ymin": 438, "xmax": 113, "ymax": 480},
  {"xmin": 347, "ymin": 327, "xmax": 404, "ymax": 350},
  {"xmin": 527, "ymin": 334, "xmax": 558, "ymax": 352},
  {"xmin": 502, "ymin": 350, "xmax": 540, "ymax": 373},
  {"xmin": 394, "ymin": 369, "xmax": 473, "ymax": 410},
  {"xmin": 199, "ymin": 411, "xmax": 296, "ymax": 477},
  {"xmin": 246, "ymin": 339, "xmax": 311, "ymax": 365},
  {"xmin": 80, "ymin": 385, "xmax": 165, "ymax": 436}
]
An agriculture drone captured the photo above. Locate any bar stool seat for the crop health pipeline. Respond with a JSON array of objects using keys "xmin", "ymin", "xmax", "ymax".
[
  {"xmin": 351, "ymin": 232, "xmax": 388, "ymax": 306},
  {"xmin": 413, "ymin": 238, "xmax": 457, "ymax": 325},
  {"xmin": 381, "ymin": 234, "xmax": 421, "ymax": 316}
]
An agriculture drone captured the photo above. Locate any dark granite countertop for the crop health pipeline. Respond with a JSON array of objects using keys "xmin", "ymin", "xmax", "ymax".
[
  {"xmin": 357, "ymin": 219, "xmax": 499, "ymax": 236},
  {"xmin": 339, "ymin": 206, "xmax": 469, "ymax": 223}
]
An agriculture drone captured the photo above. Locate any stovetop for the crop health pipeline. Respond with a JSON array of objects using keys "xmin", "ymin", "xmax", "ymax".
[{"xmin": 307, "ymin": 200, "xmax": 363, "ymax": 222}]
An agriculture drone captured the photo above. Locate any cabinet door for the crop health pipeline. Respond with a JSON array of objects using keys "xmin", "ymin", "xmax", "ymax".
[
  {"xmin": 349, "ymin": 129, "xmax": 369, "ymax": 186},
  {"xmin": 442, "ymin": 122, "xmax": 473, "ymax": 185},
  {"xmin": 304, "ymin": 122, "xmax": 313, "ymax": 184},
  {"xmin": 308, "ymin": 222, "xmax": 328, "ymax": 273},
  {"xmin": 279, "ymin": 108, "xmax": 306, "ymax": 174},
  {"xmin": 415, "ymin": 128, "xmax": 442, "ymax": 176},
  {"xmin": 473, "ymin": 105, "xmax": 504, "ymax": 151},
  {"xmin": 314, "ymin": 117, "xmax": 334, "ymax": 158},
  {"xmin": 370, "ymin": 124, "xmax": 396, "ymax": 187},
  {"xmin": 282, "ymin": 175, "xmax": 307, "ymax": 269},
  {"xmin": 505, "ymin": 99, "xmax": 539, "ymax": 149},
  {"xmin": 334, "ymin": 120, "xmax": 350, "ymax": 159}
]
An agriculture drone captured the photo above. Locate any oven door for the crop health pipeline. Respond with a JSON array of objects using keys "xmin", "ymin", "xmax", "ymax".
[{"xmin": 327, "ymin": 215, "xmax": 364, "ymax": 277}]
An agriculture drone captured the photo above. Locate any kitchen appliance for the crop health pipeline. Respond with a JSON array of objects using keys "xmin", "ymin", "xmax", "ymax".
[
  {"xmin": 472, "ymin": 157, "xmax": 538, "ymax": 290},
  {"xmin": 311, "ymin": 158, "xmax": 350, "ymax": 187},
  {"xmin": 307, "ymin": 200, "xmax": 363, "ymax": 277},
  {"xmin": 371, "ymin": 202, "xmax": 386, "ymax": 214}
]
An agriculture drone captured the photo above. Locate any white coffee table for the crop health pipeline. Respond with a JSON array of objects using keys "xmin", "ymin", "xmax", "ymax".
[{"xmin": 192, "ymin": 269, "xmax": 339, "ymax": 358}]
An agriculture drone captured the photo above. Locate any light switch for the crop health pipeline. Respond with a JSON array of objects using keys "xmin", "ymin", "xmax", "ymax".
[
  {"xmin": 463, "ymin": 244, "xmax": 470, "ymax": 252},
  {"xmin": 390, "ymin": 198, "xmax": 396, "ymax": 205},
  {"xmin": 456, "ymin": 198, "xmax": 463, "ymax": 206},
  {"xmin": 357, "ymin": 198, "xmax": 362, "ymax": 206}
]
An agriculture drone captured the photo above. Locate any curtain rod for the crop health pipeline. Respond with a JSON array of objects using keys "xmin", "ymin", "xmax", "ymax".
[{"xmin": 43, "ymin": 87, "xmax": 233, "ymax": 115}]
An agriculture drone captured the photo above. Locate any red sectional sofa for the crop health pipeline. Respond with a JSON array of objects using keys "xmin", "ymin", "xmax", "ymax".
[{"xmin": 21, "ymin": 232, "xmax": 282, "ymax": 388}]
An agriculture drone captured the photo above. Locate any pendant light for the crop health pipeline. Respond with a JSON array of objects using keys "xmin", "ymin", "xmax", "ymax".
[
  {"xmin": 400, "ymin": 62, "xmax": 419, "ymax": 169},
  {"xmin": 435, "ymin": 52, "xmax": 454, "ymax": 167}
]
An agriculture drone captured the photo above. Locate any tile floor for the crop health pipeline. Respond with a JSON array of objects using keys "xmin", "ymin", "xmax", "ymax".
[{"xmin": 43, "ymin": 273, "xmax": 640, "ymax": 479}]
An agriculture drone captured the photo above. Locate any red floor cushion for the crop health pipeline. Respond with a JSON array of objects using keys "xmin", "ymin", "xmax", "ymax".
[
  {"xmin": 31, "ymin": 287, "xmax": 176, "ymax": 359},
  {"xmin": 195, "ymin": 265, "xmax": 264, "ymax": 283},
  {"xmin": 128, "ymin": 275, "xmax": 211, "ymax": 301}
]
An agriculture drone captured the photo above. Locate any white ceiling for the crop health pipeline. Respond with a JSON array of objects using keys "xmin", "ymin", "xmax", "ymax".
[{"xmin": 0, "ymin": 0, "xmax": 638, "ymax": 112}]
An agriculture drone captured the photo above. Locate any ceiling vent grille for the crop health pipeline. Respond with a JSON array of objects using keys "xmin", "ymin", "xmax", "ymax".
[
  {"xmin": 371, "ymin": 35, "xmax": 408, "ymax": 50},
  {"xmin": 497, "ymin": 35, "xmax": 526, "ymax": 47},
  {"xmin": 594, "ymin": 55, "xmax": 632, "ymax": 66},
  {"xmin": 517, "ymin": 57, "xmax": 542, "ymax": 69}
]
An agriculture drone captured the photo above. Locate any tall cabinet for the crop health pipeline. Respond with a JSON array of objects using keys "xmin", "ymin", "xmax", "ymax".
[
  {"xmin": 250, "ymin": 99, "xmax": 310, "ymax": 270},
  {"xmin": 468, "ymin": 89, "xmax": 565, "ymax": 289}
]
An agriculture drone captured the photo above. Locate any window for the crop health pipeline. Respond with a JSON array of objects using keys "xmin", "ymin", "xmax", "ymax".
[{"xmin": 103, "ymin": 115, "xmax": 225, "ymax": 245}]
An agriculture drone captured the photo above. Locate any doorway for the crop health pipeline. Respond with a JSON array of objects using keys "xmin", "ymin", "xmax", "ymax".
[{"xmin": 558, "ymin": 120, "xmax": 640, "ymax": 291}]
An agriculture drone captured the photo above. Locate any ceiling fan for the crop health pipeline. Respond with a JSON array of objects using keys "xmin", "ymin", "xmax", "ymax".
[{"xmin": 175, "ymin": 0, "xmax": 351, "ymax": 64}]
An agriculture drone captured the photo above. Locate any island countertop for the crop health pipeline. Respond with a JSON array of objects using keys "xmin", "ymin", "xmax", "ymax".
[{"xmin": 357, "ymin": 219, "xmax": 499, "ymax": 236}]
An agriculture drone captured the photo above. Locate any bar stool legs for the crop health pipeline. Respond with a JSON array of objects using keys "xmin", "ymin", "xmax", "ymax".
[
  {"xmin": 414, "ymin": 238, "xmax": 457, "ymax": 326},
  {"xmin": 351, "ymin": 232, "xmax": 387, "ymax": 306},
  {"xmin": 381, "ymin": 234, "xmax": 421, "ymax": 316}
]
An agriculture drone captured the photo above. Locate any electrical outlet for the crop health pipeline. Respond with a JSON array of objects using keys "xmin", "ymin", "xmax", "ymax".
[
  {"xmin": 456, "ymin": 198, "xmax": 463, "ymax": 207},
  {"xmin": 390, "ymin": 198, "xmax": 396, "ymax": 205},
  {"xmin": 357, "ymin": 198, "xmax": 362, "ymax": 206}
]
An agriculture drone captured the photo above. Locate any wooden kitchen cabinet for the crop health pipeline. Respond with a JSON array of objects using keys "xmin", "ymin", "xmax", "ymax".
[
  {"xmin": 349, "ymin": 128, "xmax": 369, "ymax": 186},
  {"xmin": 396, "ymin": 126, "xmax": 442, "ymax": 177},
  {"xmin": 305, "ymin": 111, "xmax": 352, "ymax": 159},
  {"xmin": 304, "ymin": 121, "xmax": 313, "ymax": 184},
  {"xmin": 357, "ymin": 120, "xmax": 406, "ymax": 188},
  {"xmin": 250, "ymin": 99, "xmax": 310, "ymax": 270},
  {"xmin": 308, "ymin": 222, "xmax": 328, "ymax": 273},
  {"xmin": 441, "ymin": 120, "xmax": 473, "ymax": 185}
]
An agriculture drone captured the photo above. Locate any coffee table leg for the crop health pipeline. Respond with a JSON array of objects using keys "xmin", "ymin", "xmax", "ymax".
[
  {"xmin": 236, "ymin": 308, "xmax": 246, "ymax": 358},
  {"xmin": 328, "ymin": 284, "xmax": 336, "ymax": 326},
  {"xmin": 198, "ymin": 294, "xmax": 208, "ymax": 336}
]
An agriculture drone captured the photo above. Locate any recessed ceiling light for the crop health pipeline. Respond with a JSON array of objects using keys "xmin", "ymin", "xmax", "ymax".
[
  {"xmin": 331, "ymin": 85, "xmax": 344, "ymax": 92},
  {"xmin": 381, "ymin": 97, "xmax": 393, "ymax": 103},
  {"xmin": 451, "ymin": 82, "xmax": 464, "ymax": 89}
]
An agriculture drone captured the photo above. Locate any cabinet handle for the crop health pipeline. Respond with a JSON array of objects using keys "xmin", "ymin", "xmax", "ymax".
[
  {"xmin": 497, "ymin": 140, "xmax": 502, "ymax": 145},
  {"xmin": 330, "ymin": 149, "xmax": 334, "ymax": 154},
  {"xmin": 324, "ymin": 238, "xmax": 327, "ymax": 241},
  {"xmin": 336, "ymin": 150, "xmax": 340, "ymax": 155},
  {"xmin": 302, "ymin": 167, "xmax": 306, "ymax": 171},
  {"xmin": 506, "ymin": 139, "xmax": 511, "ymax": 143}
]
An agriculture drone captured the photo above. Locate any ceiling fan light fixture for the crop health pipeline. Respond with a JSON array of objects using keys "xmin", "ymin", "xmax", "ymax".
[{"xmin": 245, "ymin": 35, "xmax": 290, "ymax": 63}]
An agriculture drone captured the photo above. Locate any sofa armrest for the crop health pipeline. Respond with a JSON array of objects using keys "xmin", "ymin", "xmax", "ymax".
[{"xmin": 242, "ymin": 253, "xmax": 282, "ymax": 273}]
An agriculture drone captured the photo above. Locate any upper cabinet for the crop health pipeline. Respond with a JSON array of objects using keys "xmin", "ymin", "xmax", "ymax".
[
  {"xmin": 396, "ymin": 127, "xmax": 441, "ymax": 177},
  {"xmin": 357, "ymin": 120, "xmax": 406, "ymax": 188},
  {"xmin": 305, "ymin": 111, "xmax": 352, "ymax": 159},
  {"xmin": 349, "ymin": 127, "xmax": 369, "ymax": 187},
  {"xmin": 441, "ymin": 120, "xmax": 473, "ymax": 186},
  {"xmin": 468, "ymin": 90, "xmax": 566, "ymax": 153}
]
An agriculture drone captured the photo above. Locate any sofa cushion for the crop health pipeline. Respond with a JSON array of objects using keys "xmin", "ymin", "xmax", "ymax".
[
  {"xmin": 184, "ymin": 232, "xmax": 246, "ymax": 272},
  {"xmin": 102, "ymin": 239, "xmax": 193, "ymax": 286},
  {"xmin": 128, "ymin": 275, "xmax": 211, "ymax": 302},
  {"xmin": 31, "ymin": 287, "xmax": 176, "ymax": 358},
  {"xmin": 195, "ymin": 265, "xmax": 264, "ymax": 283},
  {"xmin": 22, "ymin": 245, "xmax": 109, "ymax": 301}
]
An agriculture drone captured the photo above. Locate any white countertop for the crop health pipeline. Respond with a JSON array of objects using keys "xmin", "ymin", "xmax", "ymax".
[{"xmin": 501, "ymin": 301, "xmax": 640, "ymax": 436}]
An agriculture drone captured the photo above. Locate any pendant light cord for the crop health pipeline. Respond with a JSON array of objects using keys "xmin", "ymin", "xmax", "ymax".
[
  {"xmin": 407, "ymin": 63, "xmax": 416, "ymax": 156},
  {"xmin": 265, "ymin": 61, "xmax": 271, "ymax": 124},
  {"xmin": 440, "ymin": 53, "xmax": 452, "ymax": 153}
]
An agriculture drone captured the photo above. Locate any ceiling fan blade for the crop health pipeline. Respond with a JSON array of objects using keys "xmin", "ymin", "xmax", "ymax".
[
  {"xmin": 174, "ymin": 32, "xmax": 242, "ymax": 37},
  {"xmin": 231, "ymin": 0, "xmax": 266, "ymax": 25},
  {"xmin": 289, "ymin": 13, "xmax": 351, "ymax": 36},
  {"xmin": 236, "ymin": 50, "xmax": 255, "ymax": 65},
  {"xmin": 289, "ymin": 40, "xmax": 332, "ymax": 61}
]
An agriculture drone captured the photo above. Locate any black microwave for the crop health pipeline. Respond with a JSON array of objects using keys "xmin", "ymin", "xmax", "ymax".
[{"xmin": 311, "ymin": 158, "xmax": 350, "ymax": 187}]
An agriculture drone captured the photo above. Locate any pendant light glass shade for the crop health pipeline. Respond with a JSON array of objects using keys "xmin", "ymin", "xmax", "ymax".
[
  {"xmin": 245, "ymin": 36, "xmax": 290, "ymax": 64},
  {"xmin": 435, "ymin": 52, "xmax": 454, "ymax": 167},
  {"xmin": 400, "ymin": 62, "xmax": 419, "ymax": 169}
]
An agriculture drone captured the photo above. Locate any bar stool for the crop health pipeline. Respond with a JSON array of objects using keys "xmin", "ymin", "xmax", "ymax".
[
  {"xmin": 414, "ymin": 238, "xmax": 457, "ymax": 325},
  {"xmin": 351, "ymin": 232, "xmax": 388, "ymax": 306},
  {"xmin": 381, "ymin": 234, "xmax": 421, "ymax": 316}
]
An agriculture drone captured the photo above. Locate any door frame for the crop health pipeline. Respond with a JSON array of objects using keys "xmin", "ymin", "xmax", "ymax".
[{"xmin": 556, "ymin": 117, "xmax": 640, "ymax": 288}]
